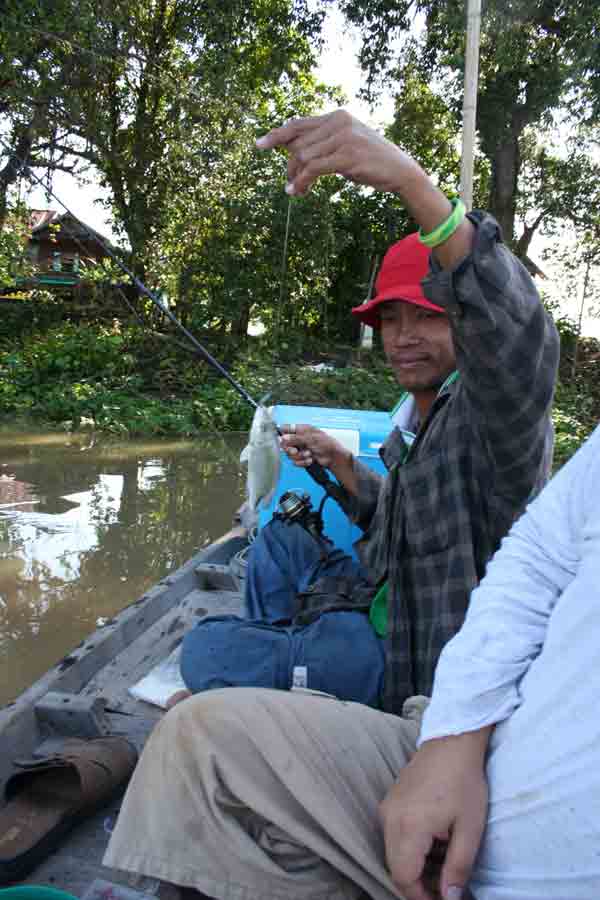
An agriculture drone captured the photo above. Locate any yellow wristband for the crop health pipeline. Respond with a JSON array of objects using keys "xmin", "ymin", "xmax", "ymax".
[{"xmin": 419, "ymin": 198, "xmax": 466, "ymax": 248}]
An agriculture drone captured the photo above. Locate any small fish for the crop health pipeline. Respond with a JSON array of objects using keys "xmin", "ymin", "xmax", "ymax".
[{"xmin": 240, "ymin": 405, "xmax": 281, "ymax": 510}]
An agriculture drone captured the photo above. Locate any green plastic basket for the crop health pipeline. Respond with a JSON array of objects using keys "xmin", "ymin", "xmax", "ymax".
[{"xmin": 0, "ymin": 888, "xmax": 79, "ymax": 900}]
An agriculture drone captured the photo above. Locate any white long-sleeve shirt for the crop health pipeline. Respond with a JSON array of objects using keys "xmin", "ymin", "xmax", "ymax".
[
  {"xmin": 419, "ymin": 425, "xmax": 600, "ymax": 898},
  {"xmin": 421, "ymin": 423, "xmax": 599, "ymax": 741}
]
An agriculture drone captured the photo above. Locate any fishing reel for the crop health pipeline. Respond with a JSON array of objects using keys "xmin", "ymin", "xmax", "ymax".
[{"xmin": 274, "ymin": 490, "xmax": 330, "ymax": 558}]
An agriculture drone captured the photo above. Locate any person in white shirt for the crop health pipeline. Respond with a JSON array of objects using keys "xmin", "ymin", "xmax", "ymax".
[
  {"xmin": 382, "ymin": 423, "xmax": 600, "ymax": 900},
  {"xmin": 105, "ymin": 424, "xmax": 600, "ymax": 900}
]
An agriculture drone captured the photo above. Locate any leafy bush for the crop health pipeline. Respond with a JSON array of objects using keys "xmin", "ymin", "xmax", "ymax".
[
  {"xmin": 552, "ymin": 380, "xmax": 597, "ymax": 471},
  {"xmin": 0, "ymin": 323, "xmax": 400, "ymax": 434},
  {"xmin": 0, "ymin": 321, "xmax": 597, "ymax": 473}
]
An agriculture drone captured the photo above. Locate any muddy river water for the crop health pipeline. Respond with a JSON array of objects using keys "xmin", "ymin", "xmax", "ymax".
[{"xmin": 0, "ymin": 429, "xmax": 246, "ymax": 705}]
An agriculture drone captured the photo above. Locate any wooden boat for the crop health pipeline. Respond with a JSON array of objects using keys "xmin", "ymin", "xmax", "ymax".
[
  {"xmin": 0, "ymin": 514, "xmax": 252, "ymax": 897},
  {"xmin": 0, "ymin": 403, "xmax": 393, "ymax": 895}
]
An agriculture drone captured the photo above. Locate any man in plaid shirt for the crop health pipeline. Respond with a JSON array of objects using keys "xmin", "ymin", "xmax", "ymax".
[
  {"xmin": 106, "ymin": 111, "xmax": 561, "ymax": 900},
  {"xmin": 178, "ymin": 124, "xmax": 558, "ymax": 716},
  {"xmin": 275, "ymin": 210, "xmax": 558, "ymax": 714}
]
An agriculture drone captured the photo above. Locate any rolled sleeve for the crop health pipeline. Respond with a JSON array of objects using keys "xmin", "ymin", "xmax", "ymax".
[
  {"xmin": 422, "ymin": 212, "xmax": 559, "ymax": 501},
  {"xmin": 346, "ymin": 458, "xmax": 383, "ymax": 531}
]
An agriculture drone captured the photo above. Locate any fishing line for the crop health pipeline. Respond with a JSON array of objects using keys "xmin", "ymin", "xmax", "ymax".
[
  {"xmin": 275, "ymin": 197, "xmax": 293, "ymax": 342},
  {"xmin": 1, "ymin": 137, "xmax": 355, "ymax": 515}
]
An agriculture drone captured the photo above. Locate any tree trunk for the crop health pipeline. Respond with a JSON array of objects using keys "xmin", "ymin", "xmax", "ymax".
[
  {"xmin": 0, "ymin": 112, "xmax": 45, "ymax": 228},
  {"xmin": 515, "ymin": 209, "xmax": 546, "ymax": 260},
  {"xmin": 232, "ymin": 298, "xmax": 250, "ymax": 340},
  {"xmin": 488, "ymin": 135, "xmax": 520, "ymax": 245}
]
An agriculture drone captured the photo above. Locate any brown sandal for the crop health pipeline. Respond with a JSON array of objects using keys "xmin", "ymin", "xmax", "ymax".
[{"xmin": 0, "ymin": 736, "xmax": 138, "ymax": 884}]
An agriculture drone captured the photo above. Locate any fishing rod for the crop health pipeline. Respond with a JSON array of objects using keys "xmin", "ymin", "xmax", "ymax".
[
  {"xmin": 1, "ymin": 137, "xmax": 355, "ymax": 515},
  {"xmin": 3, "ymin": 145, "xmax": 259, "ymax": 412}
]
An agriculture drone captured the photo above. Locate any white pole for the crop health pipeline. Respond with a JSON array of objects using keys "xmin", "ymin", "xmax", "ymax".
[
  {"xmin": 360, "ymin": 255, "xmax": 379, "ymax": 350},
  {"xmin": 360, "ymin": 323, "xmax": 374, "ymax": 349},
  {"xmin": 460, "ymin": 0, "xmax": 482, "ymax": 211}
]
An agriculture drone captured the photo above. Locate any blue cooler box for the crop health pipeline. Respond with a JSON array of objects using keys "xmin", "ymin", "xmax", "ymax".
[{"xmin": 258, "ymin": 405, "xmax": 394, "ymax": 557}]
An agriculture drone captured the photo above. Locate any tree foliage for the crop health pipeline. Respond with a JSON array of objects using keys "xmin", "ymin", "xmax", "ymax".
[
  {"xmin": 3, "ymin": 0, "xmax": 600, "ymax": 350},
  {"xmin": 55, "ymin": 0, "xmax": 324, "ymax": 274},
  {"xmin": 0, "ymin": 0, "xmax": 98, "ymax": 224},
  {"xmin": 0, "ymin": 0, "xmax": 324, "ymax": 261},
  {"xmin": 0, "ymin": 203, "xmax": 33, "ymax": 286},
  {"xmin": 338, "ymin": 0, "xmax": 600, "ymax": 244}
]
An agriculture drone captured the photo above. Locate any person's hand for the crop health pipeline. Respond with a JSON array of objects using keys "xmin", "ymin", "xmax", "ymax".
[
  {"xmin": 257, "ymin": 109, "xmax": 475, "ymax": 269},
  {"xmin": 256, "ymin": 109, "xmax": 423, "ymax": 197},
  {"xmin": 279, "ymin": 424, "xmax": 350, "ymax": 470},
  {"xmin": 379, "ymin": 732, "xmax": 490, "ymax": 900}
]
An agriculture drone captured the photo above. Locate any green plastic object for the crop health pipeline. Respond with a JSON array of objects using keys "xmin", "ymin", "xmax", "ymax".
[{"xmin": 0, "ymin": 887, "xmax": 79, "ymax": 900}]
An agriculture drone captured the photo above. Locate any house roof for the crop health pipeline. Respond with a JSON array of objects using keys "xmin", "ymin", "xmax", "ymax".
[
  {"xmin": 29, "ymin": 209, "xmax": 113, "ymax": 251},
  {"xmin": 29, "ymin": 209, "xmax": 58, "ymax": 231}
]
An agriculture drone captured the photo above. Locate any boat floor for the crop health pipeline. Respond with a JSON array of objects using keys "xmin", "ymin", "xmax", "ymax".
[{"xmin": 2, "ymin": 532, "xmax": 247, "ymax": 897}]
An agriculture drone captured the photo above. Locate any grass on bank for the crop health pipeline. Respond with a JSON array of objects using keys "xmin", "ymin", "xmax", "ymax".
[{"xmin": 0, "ymin": 319, "xmax": 597, "ymax": 471}]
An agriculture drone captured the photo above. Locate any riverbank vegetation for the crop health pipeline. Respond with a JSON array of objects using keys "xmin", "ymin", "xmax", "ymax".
[
  {"xmin": 0, "ymin": 295, "xmax": 598, "ymax": 471},
  {"xmin": 1, "ymin": 0, "xmax": 599, "ymax": 468}
]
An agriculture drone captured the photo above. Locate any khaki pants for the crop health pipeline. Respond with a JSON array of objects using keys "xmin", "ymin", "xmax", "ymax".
[{"xmin": 104, "ymin": 688, "xmax": 426, "ymax": 900}]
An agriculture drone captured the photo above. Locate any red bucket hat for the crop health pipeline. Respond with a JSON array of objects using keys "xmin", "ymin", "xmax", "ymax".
[{"xmin": 351, "ymin": 232, "xmax": 444, "ymax": 327}]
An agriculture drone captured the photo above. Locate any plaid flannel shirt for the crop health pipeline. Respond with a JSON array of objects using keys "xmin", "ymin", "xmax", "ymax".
[{"xmin": 349, "ymin": 212, "xmax": 559, "ymax": 714}]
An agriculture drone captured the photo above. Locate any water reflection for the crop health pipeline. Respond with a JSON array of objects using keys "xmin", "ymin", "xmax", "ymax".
[{"xmin": 0, "ymin": 430, "xmax": 246, "ymax": 705}]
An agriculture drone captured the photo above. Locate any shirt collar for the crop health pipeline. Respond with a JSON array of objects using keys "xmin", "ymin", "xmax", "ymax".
[{"xmin": 390, "ymin": 371, "xmax": 459, "ymax": 446}]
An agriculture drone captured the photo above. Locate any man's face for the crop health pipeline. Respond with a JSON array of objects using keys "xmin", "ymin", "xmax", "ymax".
[{"xmin": 379, "ymin": 300, "xmax": 456, "ymax": 393}]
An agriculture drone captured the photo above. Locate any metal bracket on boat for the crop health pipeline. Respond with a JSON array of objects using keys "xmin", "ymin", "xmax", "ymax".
[{"xmin": 34, "ymin": 691, "xmax": 111, "ymax": 738}]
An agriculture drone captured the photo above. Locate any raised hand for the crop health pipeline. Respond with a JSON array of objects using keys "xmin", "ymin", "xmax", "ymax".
[
  {"xmin": 257, "ymin": 109, "xmax": 474, "ymax": 268},
  {"xmin": 257, "ymin": 109, "xmax": 421, "ymax": 197}
]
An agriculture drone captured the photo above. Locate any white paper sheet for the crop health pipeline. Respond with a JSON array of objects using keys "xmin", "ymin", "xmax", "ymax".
[{"xmin": 128, "ymin": 644, "xmax": 186, "ymax": 709}]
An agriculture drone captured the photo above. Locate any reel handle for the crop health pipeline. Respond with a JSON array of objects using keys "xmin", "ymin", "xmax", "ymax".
[
  {"xmin": 305, "ymin": 461, "xmax": 354, "ymax": 517},
  {"xmin": 275, "ymin": 425, "xmax": 354, "ymax": 518}
]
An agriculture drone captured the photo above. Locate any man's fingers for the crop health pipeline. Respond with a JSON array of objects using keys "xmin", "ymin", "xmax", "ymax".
[
  {"xmin": 280, "ymin": 424, "xmax": 311, "ymax": 438},
  {"xmin": 286, "ymin": 116, "xmax": 339, "ymax": 154},
  {"xmin": 287, "ymin": 151, "xmax": 345, "ymax": 195},
  {"xmin": 280, "ymin": 432, "xmax": 316, "ymax": 464},
  {"xmin": 256, "ymin": 116, "xmax": 326, "ymax": 150},
  {"xmin": 258, "ymin": 111, "xmax": 353, "ymax": 192},
  {"xmin": 286, "ymin": 133, "xmax": 340, "ymax": 188},
  {"xmin": 440, "ymin": 811, "xmax": 487, "ymax": 899},
  {"xmin": 281, "ymin": 440, "xmax": 308, "ymax": 456},
  {"xmin": 280, "ymin": 424, "xmax": 337, "ymax": 469},
  {"xmin": 280, "ymin": 432, "xmax": 312, "ymax": 450},
  {"xmin": 256, "ymin": 121, "xmax": 301, "ymax": 150},
  {"xmin": 383, "ymin": 822, "xmax": 434, "ymax": 900},
  {"xmin": 395, "ymin": 880, "xmax": 432, "ymax": 900},
  {"xmin": 282, "ymin": 444, "xmax": 313, "ymax": 468}
]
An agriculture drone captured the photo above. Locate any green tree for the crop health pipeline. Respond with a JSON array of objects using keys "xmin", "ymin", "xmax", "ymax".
[
  {"xmin": 41, "ymin": 0, "xmax": 325, "ymax": 277},
  {"xmin": 0, "ymin": 0, "xmax": 93, "ymax": 225},
  {"xmin": 0, "ymin": 202, "xmax": 33, "ymax": 288},
  {"xmin": 337, "ymin": 0, "xmax": 600, "ymax": 244},
  {"xmin": 2, "ymin": 0, "xmax": 325, "ymax": 272},
  {"xmin": 515, "ymin": 134, "xmax": 600, "ymax": 259},
  {"xmin": 152, "ymin": 71, "xmax": 357, "ymax": 342}
]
